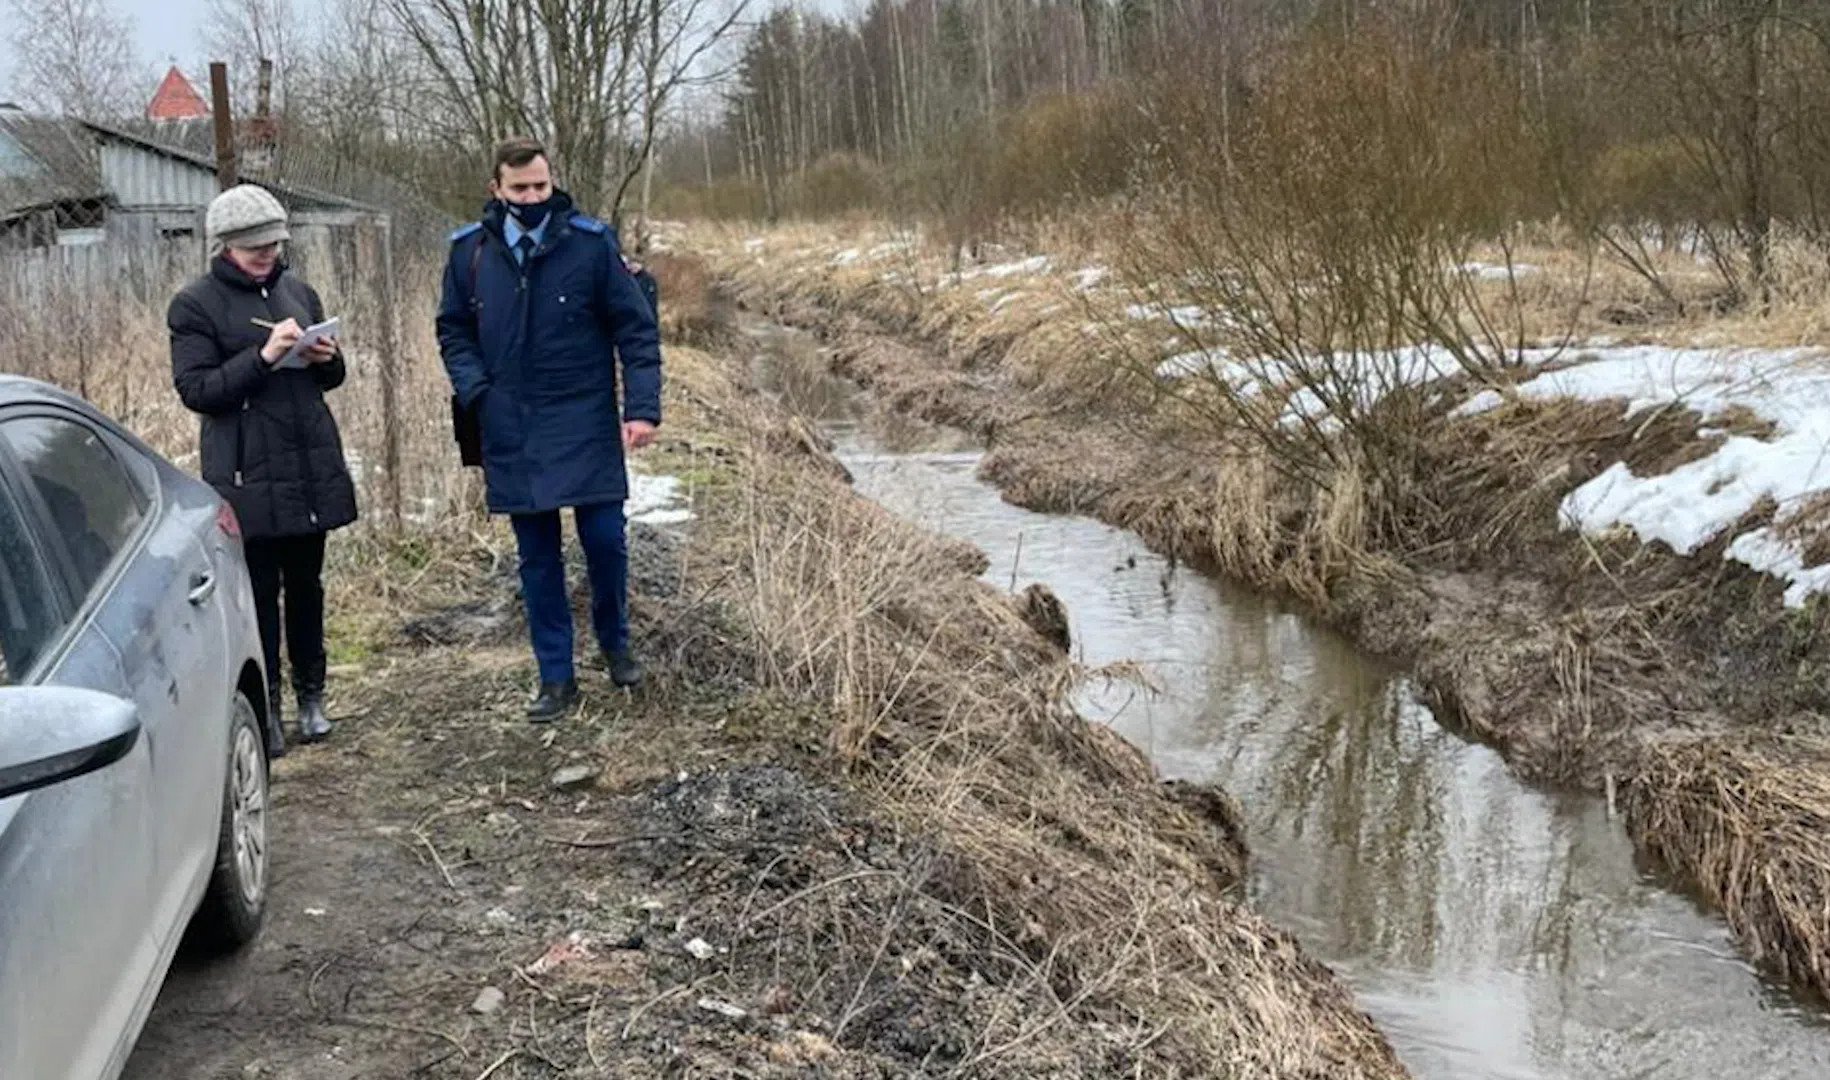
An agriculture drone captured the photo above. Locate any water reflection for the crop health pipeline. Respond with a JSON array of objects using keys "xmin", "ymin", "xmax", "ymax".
[{"xmin": 746, "ymin": 321, "xmax": 1830, "ymax": 1080}]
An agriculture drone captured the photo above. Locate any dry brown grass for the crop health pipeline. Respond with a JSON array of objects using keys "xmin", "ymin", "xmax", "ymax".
[
  {"xmin": 690, "ymin": 217, "xmax": 1830, "ymax": 1010},
  {"xmin": 681, "ymin": 351, "xmax": 1406, "ymax": 1075},
  {"xmin": 0, "ymin": 246, "xmax": 480, "ymax": 543},
  {"xmin": 1626, "ymin": 735, "xmax": 1830, "ymax": 998}
]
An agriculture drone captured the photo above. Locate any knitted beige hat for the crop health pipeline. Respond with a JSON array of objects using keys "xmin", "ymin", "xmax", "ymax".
[{"xmin": 206, "ymin": 184, "xmax": 290, "ymax": 250}]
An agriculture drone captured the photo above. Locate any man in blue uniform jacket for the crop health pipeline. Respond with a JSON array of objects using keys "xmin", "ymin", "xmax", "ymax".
[{"xmin": 437, "ymin": 137, "xmax": 663, "ymax": 720}]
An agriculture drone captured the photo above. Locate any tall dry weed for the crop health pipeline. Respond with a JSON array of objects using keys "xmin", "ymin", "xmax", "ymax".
[
  {"xmin": 0, "ymin": 244, "xmax": 483, "ymax": 551},
  {"xmin": 702, "ymin": 416, "xmax": 1407, "ymax": 1075}
]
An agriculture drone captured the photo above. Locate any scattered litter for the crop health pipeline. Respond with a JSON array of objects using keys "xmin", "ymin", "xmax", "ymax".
[
  {"xmin": 685, "ymin": 937, "xmax": 717, "ymax": 960},
  {"xmin": 768, "ymin": 1031, "xmax": 839, "ymax": 1065},
  {"xmin": 471, "ymin": 987, "xmax": 505, "ymax": 1016},
  {"xmin": 528, "ymin": 931, "xmax": 602, "ymax": 976},
  {"xmin": 485, "ymin": 907, "xmax": 517, "ymax": 926},
  {"xmin": 303, "ymin": 907, "xmax": 327, "ymax": 918},
  {"xmin": 550, "ymin": 764, "xmax": 599, "ymax": 792},
  {"xmin": 762, "ymin": 984, "xmax": 796, "ymax": 1015},
  {"xmin": 697, "ymin": 998, "xmax": 748, "ymax": 1019}
]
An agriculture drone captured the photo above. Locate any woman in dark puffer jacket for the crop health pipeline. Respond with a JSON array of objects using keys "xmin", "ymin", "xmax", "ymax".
[{"xmin": 169, "ymin": 184, "xmax": 358, "ymax": 755}]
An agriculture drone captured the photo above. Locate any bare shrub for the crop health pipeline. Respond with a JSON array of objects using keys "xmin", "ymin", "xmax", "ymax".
[{"xmin": 1113, "ymin": 35, "xmax": 1588, "ymax": 544}]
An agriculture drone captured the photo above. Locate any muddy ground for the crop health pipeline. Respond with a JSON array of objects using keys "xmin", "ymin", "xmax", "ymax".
[
  {"xmin": 121, "ymin": 342, "xmax": 1404, "ymax": 1079},
  {"xmin": 122, "ymin": 527, "xmax": 887, "ymax": 1079}
]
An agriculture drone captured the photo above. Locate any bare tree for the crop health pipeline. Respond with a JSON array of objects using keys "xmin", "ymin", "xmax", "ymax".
[
  {"xmin": 4, "ymin": 0, "xmax": 142, "ymax": 118},
  {"xmin": 202, "ymin": 0, "xmax": 299, "ymax": 112},
  {"xmin": 297, "ymin": 0, "xmax": 426, "ymax": 149},
  {"xmin": 617, "ymin": 0, "xmax": 753, "ymax": 229},
  {"xmin": 381, "ymin": 0, "xmax": 749, "ymax": 221}
]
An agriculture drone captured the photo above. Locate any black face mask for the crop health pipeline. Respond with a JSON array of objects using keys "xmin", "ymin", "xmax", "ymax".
[{"xmin": 506, "ymin": 197, "xmax": 554, "ymax": 230}]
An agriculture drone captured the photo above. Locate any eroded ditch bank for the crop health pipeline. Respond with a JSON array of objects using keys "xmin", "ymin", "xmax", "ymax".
[{"xmin": 726, "ymin": 293, "xmax": 1830, "ymax": 1079}]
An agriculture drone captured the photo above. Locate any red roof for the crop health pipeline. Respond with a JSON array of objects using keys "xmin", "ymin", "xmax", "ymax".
[{"xmin": 146, "ymin": 67, "xmax": 210, "ymax": 121}]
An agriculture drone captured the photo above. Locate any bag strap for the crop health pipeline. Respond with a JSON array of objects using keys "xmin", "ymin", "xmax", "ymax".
[{"xmin": 468, "ymin": 233, "xmax": 483, "ymax": 305}]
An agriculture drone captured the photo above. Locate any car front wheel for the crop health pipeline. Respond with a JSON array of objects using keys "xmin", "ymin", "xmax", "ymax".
[{"xmin": 192, "ymin": 691, "xmax": 269, "ymax": 952}]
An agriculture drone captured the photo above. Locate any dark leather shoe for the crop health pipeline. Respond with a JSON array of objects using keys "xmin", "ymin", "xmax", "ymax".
[
  {"xmin": 605, "ymin": 650, "xmax": 644, "ymax": 689},
  {"xmin": 527, "ymin": 679, "xmax": 580, "ymax": 721},
  {"xmin": 264, "ymin": 687, "xmax": 287, "ymax": 759},
  {"xmin": 297, "ymin": 693, "xmax": 333, "ymax": 743}
]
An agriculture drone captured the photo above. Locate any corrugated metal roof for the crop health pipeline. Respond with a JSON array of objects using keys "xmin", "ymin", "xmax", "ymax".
[
  {"xmin": 0, "ymin": 109, "xmax": 106, "ymax": 218},
  {"xmin": 0, "ymin": 109, "xmax": 391, "ymax": 231},
  {"xmin": 96, "ymin": 140, "xmax": 219, "ymax": 210},
  {"xmin": 78, "ymin": 119, "xmax": 375, "ymax": 213},
  {"xmin": 102, "ymin": 118, "xmax": 443, "ymax": 225}
]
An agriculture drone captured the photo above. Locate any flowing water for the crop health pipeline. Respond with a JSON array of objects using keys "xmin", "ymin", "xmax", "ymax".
[{"xmin": 744, "ymin": 320, "xmax": 1830, "ymax": 1080}]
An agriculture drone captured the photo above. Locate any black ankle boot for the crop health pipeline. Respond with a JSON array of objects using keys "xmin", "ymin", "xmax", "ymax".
[
  {"xmin": 297, "ymin": 687, "xmax": 332, "ymax": 743},
  {"xmin": 527, "ymin": 679, "xmax": 580, "ymax": 722},
  {"xmin": 264, "ymin": 685, "xmax": 287, "ymax": 759},
  {"xmin": 605, "ymin": 649, "xmax": 645, "ymax": 689}
]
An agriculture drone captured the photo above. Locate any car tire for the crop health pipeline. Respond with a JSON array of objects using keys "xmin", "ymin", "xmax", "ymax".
[{"xmin": 192, "ymin": 690, "xmax": 269, "ymax": 953}]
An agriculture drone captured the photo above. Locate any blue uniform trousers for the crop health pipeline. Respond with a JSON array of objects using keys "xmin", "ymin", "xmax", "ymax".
[{"xmin": 510, "ymin": 502, "xmax": 628, "ymax": 684}]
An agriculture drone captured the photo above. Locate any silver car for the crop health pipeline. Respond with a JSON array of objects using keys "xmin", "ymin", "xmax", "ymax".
[{"xmin": 0, "ymin": 374, "xmax": 273, "ymax": 1078}]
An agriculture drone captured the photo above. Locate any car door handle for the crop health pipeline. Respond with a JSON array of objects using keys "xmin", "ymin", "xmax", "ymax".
[{"xmin": 188, "ymin": 571, "xmax": 217, "ymax": 606}]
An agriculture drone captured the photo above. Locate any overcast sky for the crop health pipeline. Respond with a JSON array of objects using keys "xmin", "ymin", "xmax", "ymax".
[
  {"xmin": 0, "ymin": 0, "xmax": 860, "ymax": 109},
  {"xmin": 0, "ymin": 0, "xmax": 209, "ymax": 102}
]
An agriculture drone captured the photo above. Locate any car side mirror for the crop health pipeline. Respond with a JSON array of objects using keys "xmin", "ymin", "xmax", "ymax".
[{"xmin": 0, "ymin": 686, "xmax": 141, "ymax": 800}]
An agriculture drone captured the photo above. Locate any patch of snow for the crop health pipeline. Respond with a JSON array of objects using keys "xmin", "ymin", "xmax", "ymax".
[
  {"xmin": 831, "ymin": 248, "xmax": 862, "ymax": 265},
  {"xmin": 1728, "ymin": 530, "xmax": 1830, "ymax": 608},
  {"xmin": 743, "ymin": 237, "xmax": 765, "ymax": 252},
  {"xmin": 628, "ymin": 472, "xmax": 694, "ymax": 526},
  {"xmin": 1457, "ymin": 261, "xmax": 1541, "ymax": 281},
  {"xmin": 1157, "ymin": 348, "xmax": 1231, "ymax": 379},
  {"xmin": 990, "ymin": 291, "xmax": 1028, "ymax": 313},
  {"xmin": 942, "ymin": 255, "xmax": 1052, "ymax": 286},
  {"xmin": 1458, "ymin": 388, "xmax": 1506, "ymax": 414},
  {"xmin": 1073, "ymin": 266, "xmax": 1110, "ymax": 291},
  {"xmin": 1460, "ymin": 345, "xmax": 1830, "ymax": 605},
  {"xmin": 980, "ymin": 255, "xmax": 1052, "ymax": 279},
  {"xmin": 1125, "ymin": 303, "xmax": 1212, "ymax": 327}
]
